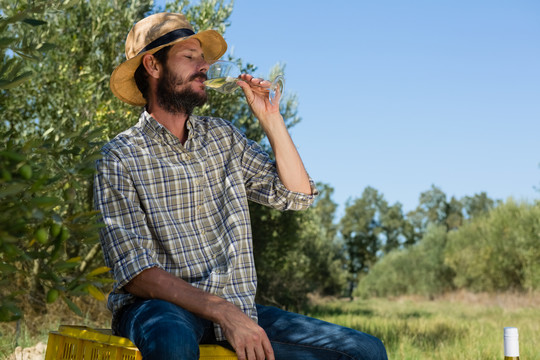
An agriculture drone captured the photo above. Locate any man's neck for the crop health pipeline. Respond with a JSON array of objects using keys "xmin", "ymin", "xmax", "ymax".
[{"xmin": 148, "ymin": 105, "xmax": 190, "ymax": 144}]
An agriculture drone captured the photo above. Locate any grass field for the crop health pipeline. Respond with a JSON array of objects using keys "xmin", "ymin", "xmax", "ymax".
[
  {"xmin": 1, "ymin": 291, "xmax": 539, "ymax": 359},
  {"xmin": 305, "ymin": 291, "xmax": 540, "ymax": 359}
]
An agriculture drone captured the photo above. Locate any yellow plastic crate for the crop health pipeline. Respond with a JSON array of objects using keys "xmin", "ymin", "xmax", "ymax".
[{"xmin": 45, "ymin": 325, "xmax": 238, "ymax": 360}]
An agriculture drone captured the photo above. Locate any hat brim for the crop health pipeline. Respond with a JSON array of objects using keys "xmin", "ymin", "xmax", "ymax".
[{"xmin": 110, "ymin": 29, "xmax": 227, "ymax": 106}]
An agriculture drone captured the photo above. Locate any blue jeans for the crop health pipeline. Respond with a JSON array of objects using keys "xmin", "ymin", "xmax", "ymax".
[{"xmin": 116, "ymin": 299, "xmax": 388, "ymax": 360}]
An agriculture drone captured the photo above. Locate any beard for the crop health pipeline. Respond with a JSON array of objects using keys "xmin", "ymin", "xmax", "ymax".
[{"xmin": 156, "ymin": 65, "xmax": 208, "ymax": 116}]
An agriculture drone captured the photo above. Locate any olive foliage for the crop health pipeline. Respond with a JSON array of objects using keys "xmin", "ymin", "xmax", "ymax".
[{"xmin": 0, "ymin": 0, "xmax": 131, "ymax": 320}]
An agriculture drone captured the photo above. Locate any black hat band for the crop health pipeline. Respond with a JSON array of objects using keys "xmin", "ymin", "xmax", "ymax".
[{"xmin": 137, "ymin": 28, "xmax": 196, "ymax": 55}]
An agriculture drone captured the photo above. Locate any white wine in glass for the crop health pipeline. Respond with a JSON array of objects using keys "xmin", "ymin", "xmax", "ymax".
[{"xmin": 205, "ymin": 60, "xmax": 284, "ymax": 105}]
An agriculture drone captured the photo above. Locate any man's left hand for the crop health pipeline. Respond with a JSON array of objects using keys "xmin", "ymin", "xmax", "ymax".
[{"xmin": 237, "ymin": 74, "xmax": 281, "ymax": 122}]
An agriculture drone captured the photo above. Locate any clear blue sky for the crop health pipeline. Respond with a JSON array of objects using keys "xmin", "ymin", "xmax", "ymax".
[{"xmin": 157, "ymin": 0, "xmax": 540, "ymax": 215}]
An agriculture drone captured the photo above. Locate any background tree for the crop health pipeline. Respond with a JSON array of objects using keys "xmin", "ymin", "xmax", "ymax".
[
  {"xmin": 311, "ymin": 182, "xmax": 338, "ymax": 241},
  {"xmin": 251, "ymin": 201, "xmax": 346, "ymax": 310},
  {"xmin": 304, "ymin": 183, "xmax": 347, "ymax": 297},
  {"xmin": 339, "ymin": 188, "xmax": 381, "ymax": 295},
  {"xmin": 462, "ymin": 192, "xmax": 496, "ymax": 219},
  {"xmin": 356, "ymin": 224, "xmax": 455, "ymax": 298},
  {"xmin": 445, "ymin": 199, "xmax": 540, "ymax": 292},
  {"xmin": 340, "ymin": 184, "xmax": 500, "ymax": 297},
  {"xmin": 0, "ymin": 0, "xmax": 123, "ymax": 321},
  {"xmin": 407, "ymin": 185, "xmax": 448, "ymax": 232},
  {"xmin": 407, "ymin": 185, "xmax": 465, "ymax": 234},
  {"xmin": 379, "ymin": 201, "xmax": 408, "ymax": 253},
  {"xmin": 339, "ymin": 187, "xmax": 408, "ymax": 295},
  {"xmin": 355, "ymin": 192, "xmax": 540, "ymax": 298}
]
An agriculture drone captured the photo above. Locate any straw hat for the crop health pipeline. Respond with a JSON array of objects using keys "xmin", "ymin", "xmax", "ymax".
[{"xmin": 110, "ymin": 12, "xmax": 227, "ymax": 106}]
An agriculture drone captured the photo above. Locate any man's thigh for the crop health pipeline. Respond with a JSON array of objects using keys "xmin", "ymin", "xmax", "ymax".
[
  {"xmin": 256, "ymin": 304, "xmax": 388, "ymax": 360},
  {"xmin": 116, "ymin": 299, "xmax": 213, "ymax": 360}
]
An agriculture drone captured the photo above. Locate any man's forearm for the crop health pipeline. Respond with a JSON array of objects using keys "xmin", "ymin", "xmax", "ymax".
[
  {"xmin": 124, "ymin": 267, "xmax": 233, "ymax": 324},
  {"xmin": 261, "ymin": 114, "xmax": 312, "ymax": 195}
]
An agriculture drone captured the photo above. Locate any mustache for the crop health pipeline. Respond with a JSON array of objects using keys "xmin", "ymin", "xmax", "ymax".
[{"xmin": 189, "ymin": 72, "xmax": 207, "ymax": 82}]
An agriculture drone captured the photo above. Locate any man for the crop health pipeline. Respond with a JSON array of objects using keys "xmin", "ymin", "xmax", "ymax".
[{"xmin": 95, "ymin": 12, "xmax": 388, "ymax": 360}]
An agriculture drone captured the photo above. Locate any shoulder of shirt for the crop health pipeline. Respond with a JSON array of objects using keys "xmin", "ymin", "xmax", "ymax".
[{"xmin": 100, "ymin": 123, "xmax": 145, "ymax": 159}]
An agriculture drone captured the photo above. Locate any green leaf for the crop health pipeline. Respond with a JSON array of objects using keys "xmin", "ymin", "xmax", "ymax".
[
  {"xmin": 62, "ymin": 296, "xmax": 83, "ymax": 317},
  {"xmin": 87, "ymin": 266, "xmax": 111, "ymax": 277},
  {"xmin": 42, "ymin": 127, "xmax": 55, "ymax": 138},
  {"xmin": 0, "ymin": 37, "xmax": 17, "ymax": 47},
  {"xmin": 86, "ymin": 284, "xmax": 106, "ymax": 301},
  {"xmin": 36, "ymin": 42, "xmax": 56, "ymax": 52},
  {"xmin": 31, "ymin": 196, "xmax": 60, "ymax": 206},
  {"xmin": 0, "ymin": 151, "xmax": 26, "ymax": 162},
  {"xmin": 54, "ymin": 261, "xmax": 80, "ymax": 270},
  {"xmin": 12, "ymin": 50, "xmax": 39, "ymax": 61},
  {"xmin": 0, "ymin": 71, "xmax": 33, "ymax": 89},
  {"xmin": 0, "ymin": 183, "xmax": 27, "ymax": 199},
  {"xmin": 0, "ymin": 232, "xmax": 18, "ymax": 244},
  {"xmin": 23, "ymin": 18, "xmax": 48, "ymax": 26},
  {"xmin": 0, "ymin": 263, "xmax": 17, "ymax": 274},
  {"xmin": 0, "ymin": 305, "xmax": 22, "ymax": 322},
  {"xmin": 2, "ymin": 11, "xmax": 29, "ymax": 26}
]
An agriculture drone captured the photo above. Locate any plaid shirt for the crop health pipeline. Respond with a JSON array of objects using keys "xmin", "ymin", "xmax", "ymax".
[{"xmin": 94, "ymin": 111, "xmax": 316, "ymax": 340}]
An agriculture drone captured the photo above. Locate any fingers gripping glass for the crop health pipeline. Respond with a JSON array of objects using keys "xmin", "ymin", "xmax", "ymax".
[{"xmin": 204, "ymin": 60, "xmax": 285, "ymax": 105}]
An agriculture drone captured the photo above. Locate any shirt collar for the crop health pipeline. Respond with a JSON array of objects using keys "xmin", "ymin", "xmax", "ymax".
[{"xmin": 139, "ymin": 110, "xmax": 199, "ymax": 146}]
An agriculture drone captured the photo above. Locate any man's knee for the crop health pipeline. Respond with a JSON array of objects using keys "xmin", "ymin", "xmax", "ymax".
[
  {"xmin": 118, "ymin": 299, "xmax": 203, "ymax": 360},
  {"xmin": 361, "ymin": 333, "xmax": 387, "ymax": 360},
  {"xmin": 139, "ymin": 321, "xmax": 200, "ymax": 360}
]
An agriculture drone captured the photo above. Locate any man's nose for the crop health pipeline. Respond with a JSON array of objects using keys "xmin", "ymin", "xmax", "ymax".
[{"xmin": 199, "ymin": 58, "xmax": 210, "ymax": 73}]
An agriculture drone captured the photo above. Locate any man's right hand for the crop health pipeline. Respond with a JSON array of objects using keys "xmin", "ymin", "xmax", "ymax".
[
  {"xmin": 216, "ymin": 302, "xmax": 275, "ymax": 360},
  {"xmin": 125, "ymin": 268, "xmax": 274, "ymax": 359}
]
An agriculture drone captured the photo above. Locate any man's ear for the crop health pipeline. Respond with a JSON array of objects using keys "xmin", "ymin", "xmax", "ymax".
[{"xmin": 142, "ymin": 54, "xmax": 161, "ymax": 79}]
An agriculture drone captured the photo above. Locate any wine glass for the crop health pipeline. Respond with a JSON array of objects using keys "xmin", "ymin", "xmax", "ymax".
[{"xmin": 204, "ymin": 60, "xmax": 285, "ymax": 105}]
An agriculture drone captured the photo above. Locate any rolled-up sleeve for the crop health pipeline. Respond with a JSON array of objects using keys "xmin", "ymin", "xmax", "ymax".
[
  {"xmin": 236, "ymin": 132, "xmax": 318, "ymax": 211},
  {"xmin": 94, "ymin": 150, "xmax": 163, "ymax": 293}
]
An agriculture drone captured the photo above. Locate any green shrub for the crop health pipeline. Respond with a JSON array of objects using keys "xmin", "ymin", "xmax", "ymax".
[
  {"xmin": 445, "ymin": 199, "xmax": 540, "ymax": 292},
  {"xmin": 356, "ymin": 225, "xmax": 454, "ymax": 298}
]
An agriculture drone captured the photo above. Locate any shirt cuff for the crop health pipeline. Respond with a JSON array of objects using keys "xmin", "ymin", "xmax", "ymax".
[
  {"xmin": 275, "ymin": 178, "xmax": 318, "ymax": 211},
  {"xmin": 113, "ymin": 248, "xmax": 163, "ymax": 292}
]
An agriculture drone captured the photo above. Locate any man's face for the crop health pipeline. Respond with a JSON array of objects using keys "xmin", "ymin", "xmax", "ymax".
[{"xmin": 155, "ymin": 39, "xmax": 209, "ymax": 115}]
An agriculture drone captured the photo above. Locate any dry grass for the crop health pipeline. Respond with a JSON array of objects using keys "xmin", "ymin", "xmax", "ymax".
[
  {"xmin": 306, "ymin": 291, "xmax": 540, "ymax": 360},
  {"xmin": 434, "ymin": 289, "xmax": 540, "ymax": 309},
  {"xmin": 0, "ymin": 296, "xmax": 110, "ymax": 359},
  {"xmin": 2, "ymin": 291, "xmax": 539, "ymax": 359}
]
